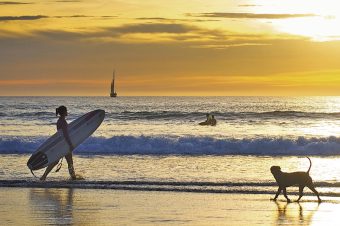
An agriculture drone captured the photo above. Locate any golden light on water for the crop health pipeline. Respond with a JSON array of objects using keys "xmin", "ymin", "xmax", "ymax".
[{"xmin": 301, "ymin": 122, "xmax": 340, "ymax": 137}]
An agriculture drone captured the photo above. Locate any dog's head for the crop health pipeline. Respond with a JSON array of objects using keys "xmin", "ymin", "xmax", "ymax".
[{"xmin": 270, "ymin": 166, "xmax": 282, "ymax": 176}]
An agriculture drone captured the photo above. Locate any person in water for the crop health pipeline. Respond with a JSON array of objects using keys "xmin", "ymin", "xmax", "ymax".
[
  {"xmin": 40, "ymin": 106, "xmax": 76, "ymax": 181},
  {"xmin": 210, "ymin": 115, "xmax": 217, "ymax": 126},
  {"xmin": 206, "ymin": 113, "xmax": 213, "ymax": 123}
]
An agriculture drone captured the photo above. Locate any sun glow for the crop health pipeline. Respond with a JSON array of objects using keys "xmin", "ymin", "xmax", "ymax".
[
  {"xmin": 273, "ymin": 16, "xmax": 340, "ymax": 42},
  {"xmin": 252, "ymin": 0, "xmax": 340, "ymax": 41},
  {"xmin": 1, "ymin": 0, "xmax": 340, "ymax": 95}
]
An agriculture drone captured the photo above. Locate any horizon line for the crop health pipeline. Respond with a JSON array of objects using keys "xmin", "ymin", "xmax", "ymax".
[{"xmin": 0, "ymin": 95, "xmax": 339, "ymax": 97}]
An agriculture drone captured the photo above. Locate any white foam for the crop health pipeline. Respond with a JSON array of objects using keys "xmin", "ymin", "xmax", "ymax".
[{"xmin": 1, "ymin": 135, "xmax": 340, "ymax": 155}]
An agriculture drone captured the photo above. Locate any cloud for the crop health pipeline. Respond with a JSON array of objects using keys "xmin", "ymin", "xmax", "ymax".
[
  {"xmin": 29, "ymin": 23, "xmax": 232, "ymax": 43},
  {"xmin": 1, "ymin": 30, "xmax": 340, "ymax": 96},
  {"xmin": 0, "ymin": 15, "xmax": 47, "ymax": 21},
  {"xmin": 54, "ymin": 15, "xmax": 116, "ymax": 19},
  {"xmin": 136, "ymin": 17, "xmax": 219, "ymax": 22},
  {"xmin": 55, "ymin": 0, "xmax": 82, "ymax": 2},
  {"xmin": 0, "ymin": 21, "xmax": 278, "ymax": 45},
  {"xmin": 0, "ymin": 14, "xmax": 115, "ymax": 22},
  {"xmin": 100, "ymin": 16, "xmax": 117, "ymax": 19},
  {"xmin": 31, "ymin": 29, "xmax": 87, "ymax": 40},
  {"xmin": 238, "ymin": 4, "xmax": 261, "ymax": 7},
  {"xmin": 137, "ymin": 17, "xmax": 169, "ymax": 21},
  {"xmin": 0, "ymin": 1, "xmax": 31, "ymax": 4},
  {"xmin": 108, "ymin": 23, "xmax": 197, "ymax": 34},
  {"xmin": 187, "ymin": 12, "xmax": 316, "ymax": 19},
  {"xmin": 18, "ymin": 23, "xmax": 202, "ymax": 43},
  {"xmin": 0, "ymin": 23, "xmax": 202, "ymax": 40},
  {"xmin": 54, "ymin": 15, "xmax": 93, "ymax": 18},
  {"xmin": 191, "ymin": 43, "xmax": 271, "ymax": 50}
]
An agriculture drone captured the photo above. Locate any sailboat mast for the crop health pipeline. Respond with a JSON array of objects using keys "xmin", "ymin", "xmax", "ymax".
[
  {"xmin": 110, "ymin": 69, "xmax": 117, "ymax": 97},
  {"xmin": 111, "ymin": 70, "xmax": 115, "ymax": 93}
]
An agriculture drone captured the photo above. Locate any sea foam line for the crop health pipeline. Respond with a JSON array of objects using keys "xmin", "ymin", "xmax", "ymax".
[
  {"xmin": 1, "ymin": 180, "xmax": 338, "ymax": 187},
  {"xmin": 1, "ymin": 135, "xmax": 340, "ymax": 155},
  {"xmin": 0, "ymin": 180, "xmax": 339, "ymax": 197}
]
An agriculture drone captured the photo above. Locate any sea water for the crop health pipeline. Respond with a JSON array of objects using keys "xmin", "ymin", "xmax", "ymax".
[{"xmin": 1, "ymin": 96, "xmax": 340, "ymax": 195}]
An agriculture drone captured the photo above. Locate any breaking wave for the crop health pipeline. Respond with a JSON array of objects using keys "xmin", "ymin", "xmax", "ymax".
[{"xmin": 1, "ymin": 135, "xmax": 340, "ymax": 155}]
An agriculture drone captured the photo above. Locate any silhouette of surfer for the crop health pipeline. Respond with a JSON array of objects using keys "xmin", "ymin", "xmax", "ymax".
[
  {"xmin": 199, "ymin": 113, "xmax": 216, "ymax": 125},
  {"xmin": 207, "ymin": 113, "xmax": 212, "ymax": 123},
  {"xmin": 40, "ymin": 106, "xmax": 76, "ymax": 180},
  {"xmin": 210, "ymin": 115, "xmax": 217, "ymax": 126}
]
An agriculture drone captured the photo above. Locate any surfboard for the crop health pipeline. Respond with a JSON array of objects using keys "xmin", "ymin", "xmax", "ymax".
[
  {"xmin": 199, "ymin": 120, "xmax": 216, "ymax": 126},
  {"xmin": 199, "ymin": 121, "xmax": 210, "ymax": 125},
  {"xmin": 27, "ymin": 109, "xmax": 105, "ymax": 172}
]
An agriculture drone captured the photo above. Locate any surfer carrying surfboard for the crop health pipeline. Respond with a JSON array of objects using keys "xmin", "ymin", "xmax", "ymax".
[{"xmin": 40, "ymin": 106, "xmax": 77, "ymax": 181}]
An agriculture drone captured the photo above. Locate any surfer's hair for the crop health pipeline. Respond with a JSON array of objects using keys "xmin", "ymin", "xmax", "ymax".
[{"xmin": 56, "ymin": 106, "xmax": 67, "ymax": 116}]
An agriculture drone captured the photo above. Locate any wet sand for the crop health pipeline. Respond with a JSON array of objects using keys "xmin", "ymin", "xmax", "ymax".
[{"xmin": 1, "ymin": 187, "xmax": 340, "ymax": 225}]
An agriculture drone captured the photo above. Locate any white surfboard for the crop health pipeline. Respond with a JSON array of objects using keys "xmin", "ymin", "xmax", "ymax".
[{"xmin": 27, "ymin": 109, "xmax": 105, "ymax": 171}]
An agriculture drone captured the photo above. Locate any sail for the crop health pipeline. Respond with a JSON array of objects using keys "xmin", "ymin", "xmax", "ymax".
[{"xmin": 110, "ymin": 70, "xmax": 117, "ymax": 97}]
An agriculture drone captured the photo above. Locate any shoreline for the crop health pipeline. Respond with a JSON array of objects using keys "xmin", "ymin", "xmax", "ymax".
[{"xmin": 0, "ymin": 179, "xmax": 337, "ymax": 198}]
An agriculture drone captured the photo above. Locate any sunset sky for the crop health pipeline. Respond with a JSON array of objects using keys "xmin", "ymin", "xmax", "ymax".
[{"xmin": 1, "ymin": 0, "xmax": 340, "ymax": 96}]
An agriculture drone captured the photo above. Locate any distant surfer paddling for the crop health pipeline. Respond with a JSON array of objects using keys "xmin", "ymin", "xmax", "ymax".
[
  {"xmin": 40, "ymin": 106, "xmax": 76, "ymax": 181},
  {"xmin": 199, "ymin": 113, "xmax": 217, "ymax": 126},
  {"xmin": 210, "ymin": 115, "xmax": 217, "ymax": 126}
]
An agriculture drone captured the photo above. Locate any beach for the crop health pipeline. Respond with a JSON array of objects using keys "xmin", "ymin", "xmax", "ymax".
[
  {"xmin": 1, "ymin": 154, "xmax": 340, "ymax": 225},
  {"xmin": 1, "ymin": 187, "xmax": 340, "ymax": 226},
  {"xmin": 1, "ymin": 96, "xmax": 340, "ymax": 225}
]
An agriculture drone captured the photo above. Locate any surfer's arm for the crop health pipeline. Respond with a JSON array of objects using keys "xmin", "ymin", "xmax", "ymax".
[{"xmin": 60, "ymin": 121, "xmax": 74, "ymax": 150}]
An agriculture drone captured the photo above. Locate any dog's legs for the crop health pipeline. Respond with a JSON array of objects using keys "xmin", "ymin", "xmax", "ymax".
[
  {"xmin": 283, "ymin": 188, "xmax": 291, "ymax": 202},
  {"xmin": 307, "ymin": 185, "xmax": 321, "ymax": 202},
  {"xmin": 297, "ymin": 186, "xmax": 305, "ymax": 202},
  {"xmin": 273, "ymin": 187, "xmax": 282, "ymax": 200}
]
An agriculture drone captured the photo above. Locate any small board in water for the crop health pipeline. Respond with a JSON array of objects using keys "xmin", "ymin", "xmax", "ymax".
[
  {"xmin": 27, "ymin": 109, "xmax": 105, "ymax": 172},
  {"xmin": 199, "ymin": 121, "xmax": 211, "ymax": 126},
  {"xmin": 199, "ymin": 121, "xmax": 217, "ymax": 126}
]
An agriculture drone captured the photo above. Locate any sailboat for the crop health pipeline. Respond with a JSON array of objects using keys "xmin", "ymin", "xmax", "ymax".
[{"xmin": 110, "ymin": 70, "xmax": 117, "ymax": 97}]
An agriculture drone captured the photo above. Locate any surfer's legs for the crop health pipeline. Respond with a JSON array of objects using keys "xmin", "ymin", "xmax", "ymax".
[
  {"xmin": 40, "ymin": 161, "xmax": 58, "ymax": 181},
  {"xmin": 65, "ymin": 153, "xmax": 76, "ymax": 179}
]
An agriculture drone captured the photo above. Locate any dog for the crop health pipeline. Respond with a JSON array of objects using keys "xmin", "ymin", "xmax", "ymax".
[{"xmin": 270, "ymin": 157, "xmax": 321, "ymax": 203}]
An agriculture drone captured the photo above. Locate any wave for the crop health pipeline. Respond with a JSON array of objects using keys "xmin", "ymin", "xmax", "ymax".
[
  {"xmin": 17, "ymin": 111, "xmax": 55, "ymax": 117},
  {"xmin": 1, "ymin": 135, "xmax": 340, "ymax": 155},
  {"xmin": 1, "ymin": 180, "xmax": 340, "ymax": 196},
  {"xmin": 0, "ymin": 111, "xmax": 55, "ymax": 120},
  {"xmin": 2, "ymin": 110, "xmax": 340, "ymax": 120},
  {"xmin": 107, "ymin": 111, "xmax": 340, "ymax": 120}
]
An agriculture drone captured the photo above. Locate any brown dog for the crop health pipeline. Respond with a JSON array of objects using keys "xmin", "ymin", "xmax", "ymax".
[{"xmin": 270, "ymin": 157, "xmax": 321, "ymax": 203}]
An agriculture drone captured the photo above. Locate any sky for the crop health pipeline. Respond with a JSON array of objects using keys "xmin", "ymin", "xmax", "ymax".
[{"xmin": 1, "ymin": 0, "xmax": 340, "ymax": 96}]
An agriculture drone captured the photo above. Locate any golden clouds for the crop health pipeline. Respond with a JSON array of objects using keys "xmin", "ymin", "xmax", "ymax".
[{"xmin": 1, "ymin": 0, "xmax": 340, "ymax": 95}]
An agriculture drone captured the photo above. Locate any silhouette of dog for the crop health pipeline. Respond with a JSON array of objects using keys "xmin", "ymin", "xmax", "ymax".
[{"xmin": 270, "ymin": 157, "xmax": 321, "ymax": 203}]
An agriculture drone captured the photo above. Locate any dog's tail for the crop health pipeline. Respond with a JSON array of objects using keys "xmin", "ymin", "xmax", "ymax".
[{"xmin": 306, "ymin": 157, "xmax": 312, "ymax": 174}]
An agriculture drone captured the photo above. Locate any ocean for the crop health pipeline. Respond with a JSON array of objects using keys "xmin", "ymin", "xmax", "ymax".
[{"xmin": 1, "ymin": 96, "xmax": 340, "ymax": 195}]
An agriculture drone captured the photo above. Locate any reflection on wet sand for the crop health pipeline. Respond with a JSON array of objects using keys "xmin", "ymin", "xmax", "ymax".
[
  {"xmin": 3, "ymin": 187, "xmax": 340, "ymax": 225},
  {"xmin": 28, "ymin": 188, "xmax": 118, "ymax": 225},
  {"xmin": 30, "ymin": 188, "xmax": 74, "ymax": 225},
  {"xmin": 274, "ymin": 201, "xmax": 320, "ymax": 226}
]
